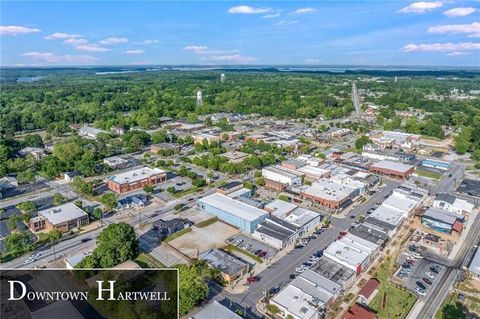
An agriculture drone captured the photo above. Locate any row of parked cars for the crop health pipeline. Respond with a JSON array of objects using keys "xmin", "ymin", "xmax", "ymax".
[{"xmin": 23, "ymin": 252, "xmax": 41, "ymax": 265}]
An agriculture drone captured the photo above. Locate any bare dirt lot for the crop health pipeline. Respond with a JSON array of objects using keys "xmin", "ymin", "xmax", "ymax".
[{"xmin": 169, "ymin": 220, "xmax": 240, "ymax": 258}]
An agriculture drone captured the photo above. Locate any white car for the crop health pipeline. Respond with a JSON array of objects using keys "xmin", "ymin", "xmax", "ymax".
[
  {"xmin": 415, "ymin": 287, "xmax": 426, "ymax": 296},
  {"xmin": 426, "ymin": 271, "xmax": 435, "ymax": 279},
  {"xmin": 30, "ymin": 253, "xmax": 41, "ymax": 259},
  {"xmin": 23, "ymin": 258, "xmax": 34, "ymax": 265}
]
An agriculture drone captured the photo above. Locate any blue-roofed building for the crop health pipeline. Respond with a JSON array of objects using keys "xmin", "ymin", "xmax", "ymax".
[
  {"xmin": 197, "ymin": 193, "xmax": 267, "ymax": 233},
  {"xmin": 421, "ymin": 159, "xmax": 452, "ymax": 171}
]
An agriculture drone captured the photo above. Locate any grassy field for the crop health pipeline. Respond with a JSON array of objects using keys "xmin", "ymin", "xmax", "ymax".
[
  {"xmin": 164, "ymin": 227, "xmax": 192, "ymax": 242},
  {"xmin": 224, "ymin": 244, "xmax": 263, "ymax": 263},
  {"xmin": 195, "ymin": 216, "xmax": 219, "ymax": 228},
  {"xmin": 416, "ymin": 169, "xmax": 441, "ymax": 180},
  {"xmin": 134, "ymin": 253, "xmax": 166, "ymax": 268},
  {"xmin": 369, "ymin": 258, "xmax": 418, "ymax": 319},
  {"xmin": 436, "ymin": 291, "xmax": 480, "ymax": 319}
]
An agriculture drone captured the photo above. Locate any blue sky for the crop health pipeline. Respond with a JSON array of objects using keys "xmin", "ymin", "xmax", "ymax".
[{"xmin": 1, "ymin": 1, "xmax": 479, "ymax": 66}]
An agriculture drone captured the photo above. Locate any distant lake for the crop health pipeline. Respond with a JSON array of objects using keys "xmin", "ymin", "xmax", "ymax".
[{"xmin": 16, "ymin": 76, "xmax": 43, "ymax": 83}]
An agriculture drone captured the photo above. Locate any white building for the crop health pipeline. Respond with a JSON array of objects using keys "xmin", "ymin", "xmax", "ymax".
[
  {"xmin": 324, "ymin": 235, "xmax": 376, "ymax": 274},
  {"xmin": 297, "ymin": 154, "xmax": 323, "ymax": 167},
  {"xmin": 78, "ymin": 125, "xmax": 108, "ymax": 139},
  {"xmin": 270, "ymin": 269, "xmax": 340, "ymax": 319},
  {"xmin": 262, "ymin": 166, "xmax": 302, "ymax": 186},
  {"xmin": 433, "ymin": 193, "xmax": 474, "ymax": 217}
]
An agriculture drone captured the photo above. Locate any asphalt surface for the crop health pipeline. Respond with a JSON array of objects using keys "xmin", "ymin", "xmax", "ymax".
[
  {"xmin": 211, "ymin": 179, "xmax": 400, "ymax": 318},
  {"xmin": 416, "ymin": 200, "xmax": 480, "ymax": 319}
]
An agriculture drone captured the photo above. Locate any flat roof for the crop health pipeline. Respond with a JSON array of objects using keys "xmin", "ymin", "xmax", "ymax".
[
  {"xmin": 325, "ymin": 240, "xmax": 370, "ymax": 268},
  {"xmin": 369, "ymin": 204, "xmax": 406, "ymax": 227},
  {"xmin": 199, "ymin": 249, "xmax": 247, "ymax": 276},
  {"xmin": 468, "ymin": 246, "xmax": 480, "ymax": 277},
  {"xmin": 311, "ymin": 256, "xmax": 356, "ymax": 287},
  {"xmin": 297, "ymin": 165, "xmax": 330, "ymax": 178},
  {"xmin": 350, "ymin": 224, "xmax": 388, "ymax": 246},
  {"xmin": 263, "ymin": 166, "xmax": 300, "ymax": 179},
  {"xmin": 371, "ymin": 160, "xmax": 414, "ymax": 173},
  {"xmin": 272, "ymin": 269, "xmax": 338, "ymax": 318},
  {"xmin": 107, "ymin": 167, "xmax": 165, "ymax": 184},
  {"xmin": 198, "ymin": 193, "xmax": 267, "ymax": 222},
  {"xmin": 284, "ymin": 208, "xmax": 320, "ymax": 227},
  {"xmin": 382, "ymin": 193, "xmax": 418, "ymax": 214},
  {"xmin": 265, "ymin": 199, "xmax": 297, "ymax": 217},
  {"xmin": 38, "ymin": 202, "xmax": 88, "ymax": 226},
  {"xmin": 303, "ymin": 179, "xmax": 357, "ymax": 201},
  {"xmin": 341, "ymin": 233, "xmax": 379, "ymax": 254},
  {"xmin": 255, "ymin": 222, "xmax": 296, "ymax": 241},
  {"xmin": 423, "ymin": 207, "xmax": 460, "ymax": 225},
  {"xmin": 190, "ymin": 300, "xmax": 242, "ymax": 319}
]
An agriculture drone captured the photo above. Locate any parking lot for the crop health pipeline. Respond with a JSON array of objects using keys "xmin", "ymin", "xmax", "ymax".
[
  {"xmin": 395, "ymin": 246, "xmax": 444, "ymax": 298},
  {"xmin": 228, "ymin": 234, "xmax": 278, "ymax": 259},
  {"xmin": 169, "ymin": 220, "xmax": 240, "ymax": 258}
]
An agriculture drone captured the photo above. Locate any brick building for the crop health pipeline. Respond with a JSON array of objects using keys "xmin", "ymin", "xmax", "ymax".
[{"xmin": 106, "ymin": 167, "xmax": 167, "ymax": 194}]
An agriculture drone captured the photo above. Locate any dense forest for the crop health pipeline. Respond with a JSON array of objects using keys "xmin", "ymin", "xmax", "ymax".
[{"xmin": 1, "ymin": 69, "xmax": 480, "ymax": 179}]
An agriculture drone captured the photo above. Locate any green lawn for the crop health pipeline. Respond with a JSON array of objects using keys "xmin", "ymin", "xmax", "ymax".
[
  {"xmin": 224, "ymin": 244, "xmax": 263, "ymax": 263},
  {"xmin": 416, "ymin": 169, "xmax": 441, "ymax": 180},
  {"xmin": 134, "ymin": 253, "xmax": 166, "ymax": 268},
  {"xmin": 435, "ymin": 292, "xmax": 480, "ymax": 319},
  {"xmin": 369, "ymin": 258, "xmax": 418, "ymax": 319},
  {"xmin": 164, "ymin": 227, "xmax": 192, "ymax": 242},
  {"xmin": 195, "ymin": 216, "xmax": 218, "ymax": 228}
]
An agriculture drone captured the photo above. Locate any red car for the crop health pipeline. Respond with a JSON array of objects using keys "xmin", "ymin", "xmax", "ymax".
[
  {"xmin": 258, "ymin": 251, "xmax": 267, "ymax": 258},
  {"xmin": 247, "ymin": 276, "xmax": 258, "ymax": 284}
]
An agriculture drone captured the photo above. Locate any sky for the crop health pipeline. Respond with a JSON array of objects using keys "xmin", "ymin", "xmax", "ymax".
[{"xmin": 1, "ymin": 1, "xmax": 479, "ymax": 67}]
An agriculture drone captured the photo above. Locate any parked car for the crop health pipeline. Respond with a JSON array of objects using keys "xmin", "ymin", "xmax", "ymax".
[
  {"xmin": 295, "ymin": 244, "xmax": 304, "ymax": 249},
  {"xmin": 416, "ymin": 281, "xmax": 426, "ymax": 290},
  {"xmin": 81, "ymin": 237, "xmax": 92, "ymax": 243},
  {"xmin": 246, "ymin": 276, "xmax": 258, "ymax": 284},
  {"xmin": 430, "ymin": 266, "xmax": 439, "ymax": 274},
  {"xmin": 415, "ymin": 287, "xmax": 426, "ymax": 296},
  {"xmin": 290, "ymin": 273, "xmax": 296, "ymax": 279},
  {"xmin": 254, "ymin": 249, "xmax": 262, "ymax": 255},
  {"xmin": 258, "ymin": 251, "xmax": 267, "ymax": 258},
  {"xmin": 423, "ymin": 277, "xmax": 432, "ymax": 285},
  {"xmin": 426, "ymin": 271, "xmax": 435, "ymax": 279}
]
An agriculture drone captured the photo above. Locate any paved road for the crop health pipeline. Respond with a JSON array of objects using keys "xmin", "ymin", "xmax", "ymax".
[
  {"xmin": 416, "ymin": 202, "xmax": 480, "ymax": 319},
  {"xmin": 212, "ymin": 180, "xmax": 400, "ymax": 318},
  {"xmin": 431, "ymin": 162, "xmax": 466, "ymax": 195}
]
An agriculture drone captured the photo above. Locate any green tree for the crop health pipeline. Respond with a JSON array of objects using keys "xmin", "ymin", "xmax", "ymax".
[
  {"xmin": 278, "ymin": 194, "xmax": 289, "ymax": 201},
  {"xmin": 53, "ymin": 193, "xmax": 66, "ymax": 206},
  {"xmin": 143, "ymin": 185, "xmax": 154, "ymax": 193},
  {"xmin": 177, "ymin": 262, "xmax": 210, "ymax": 315},
  {"xmin": 5, "ymin": 232, "xmax": 31, "ymax": 256},
  {"xmin": 17, "ymin": 201, "xmax": 36, "ymax": 213},
  {"xmin": 100, "ymin": 193, "xmax": 118, "ymax": 210},
  {"xmin": 92, "ymin": 207, "xmax": 103, "ymax": 220},
  {"xmin": 76, "ymin": 223, "xmax": 139, "ymax": 268},
  {"xmin": 355, "ymin": 135, "xmax": 371, "ymax": 150},
  {"xmin": 7, "ymin": 215, "xmax": 23, "ymax": 231},
  {"xmin": 47, "ymin": 229, "xmax": 62, "ymax": 242},
  {"xmin": 71, "ymin": 177, "xmax": 94, "ymax": 196},
  {"xmin": 167, "ymin": 186, "xmax": 176, "ymax": 194}
]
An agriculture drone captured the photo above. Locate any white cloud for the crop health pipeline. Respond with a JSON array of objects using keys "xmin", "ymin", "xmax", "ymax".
[
  {"xmin": 443, "ymin": 7, "xmax": 477, "ymax": 17},
  {"xmin": 0, "ymin": 25, "xmax": 41, "ymax": 36},
  {"xmin": 184, "ymin": 44, "xmax": 254, "ymax": 63},
  {"xmin": 75, "ymin": 44, "xmax": 111, "ymax": 52},
  {"xmin": 428, "ymin": 22, "xmax": 480, "ymax": 38},
  {"xmin": 45, "ymin": 32, "xmax": 82, "ymax": 40},
  {"xmin": 124, "ymin": 49, "xmax": 144, "ymax": 54},
  {"xmin": 305, "ymin": 58, "xmax": 321, "ymax": 63},
  {"xmin": 22, "ymin": 52, "xmax": 97, "ymax": 64},
  {"xmin": 208, "ymin": 54, "xmax": 257, "ymax": 63},
  {"xmin": 63, "ymin": 38, "xmax": 88, "ymax": 45},
  {"xmin": 294, "ymin": 8, "xmax": 316, "ymax": 14},
  {"xmin": 263, "ymin": 13, "xmax": 281, "ymax": 18},
  {"xmin": 398, "ymin": 1, "xmax": 443, "ymax": 14},
  {"xmin": 276, "ymin": 20, "xmax": 299, "ymax": 26},
  {"xmin": 134, "ymin": 39, "xmax": 159, "ymax": 45},
  {"xmin": 447, "ymin": 51, "xmax": 471, "ymax": 56},
  {"xmin": 228, "ymin": 5, "xmax": 271, "ymax": 14},
  {"xmin": 99, "ymin": 37, "xmax": 128, "ymax": 45},
  {"xmin": 184, "ymin": 45, "xmax": 236, "ymax": 55},
  {"xmin": 401, "ymin": 42, "xmax": 480, "ymax": 52}
]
